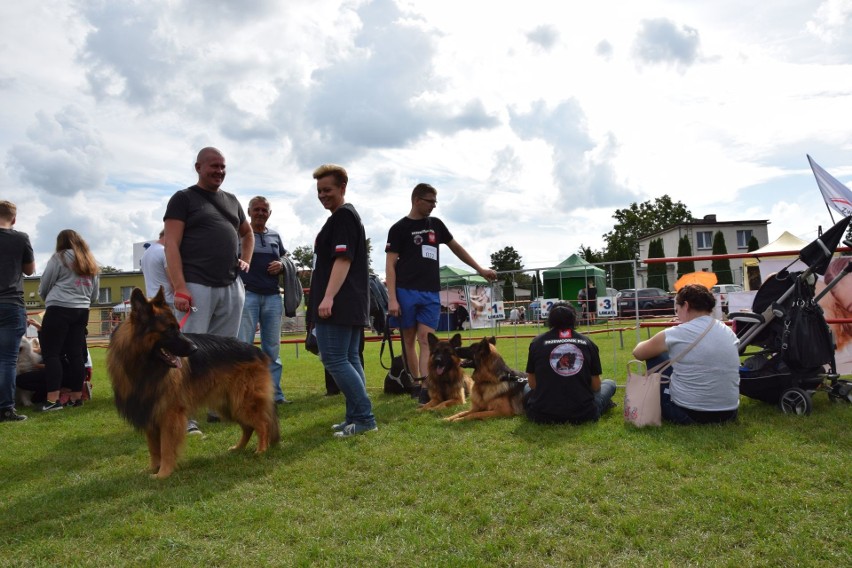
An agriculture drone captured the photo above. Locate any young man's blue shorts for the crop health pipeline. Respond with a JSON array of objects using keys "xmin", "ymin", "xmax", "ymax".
[{"xmin": 388, "ymin": 288, "xmax": 440, "ymax": 330}]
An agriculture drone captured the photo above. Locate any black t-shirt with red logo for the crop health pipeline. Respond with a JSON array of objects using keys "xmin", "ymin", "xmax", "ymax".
[
  {"xmin": 385, "ymin": 216, "xmax": 453, "ymax": 292},
  {"xmin": 309, "ymin": 203, "xmax": 369, "ymax": 327},
  {"xmin": 525, "ymin": 328, "xmax": 603, "ymax": 424}
]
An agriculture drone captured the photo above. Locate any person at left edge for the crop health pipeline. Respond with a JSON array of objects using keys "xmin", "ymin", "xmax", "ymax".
[{"xmin": 0, "ymin": 201, "xmax": 35, "ymax": 422}]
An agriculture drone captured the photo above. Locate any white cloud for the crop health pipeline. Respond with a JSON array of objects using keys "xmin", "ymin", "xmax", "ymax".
[
  {"xmin": 632, "ymin": 18, "xmax": 701, "ymax": 69},
  {"xmin": 807, "ymin": 0, "xmax": 852, "ymax": 42},
  {"xmin": 7, "ymin": 106, "xmax": 107, "ymax": 196},
  {"xmin": 526, "ymin": 25, "xmax": 560, "ymax": 50},
  {"xmin": 595, "ymin": 39, "xmax": 614, "ymax": 59}
]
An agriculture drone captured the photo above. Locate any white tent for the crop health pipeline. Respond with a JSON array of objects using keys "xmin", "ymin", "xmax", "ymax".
[
  {"xmin": 742, "ymin": 231, "xmax": 810, "ymax": 288},
  {"xmin": 112, "ymin": 301, "xmax": 132, "ymax": 313}
]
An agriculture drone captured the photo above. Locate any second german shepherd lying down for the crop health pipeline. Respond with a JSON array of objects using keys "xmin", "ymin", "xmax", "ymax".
[
  {"xmin": 107, "ymin": 288, "xmax": 280, "ymax": 479},
  {"xmin": 418, "ymin": 333, "xmax": 473, "ymax": 411},
  {"xmin": 446, "ymin": 337, "xmax": 526, "ymax": 422}
]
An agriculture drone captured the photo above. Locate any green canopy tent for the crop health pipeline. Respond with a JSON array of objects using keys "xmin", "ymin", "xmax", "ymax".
[
  {"xmin": 436, "ymin": 266, "xmax": 491, "ymax": 330},
  {"xmin": 439, "ymin": 265, "xmax": 488, "ymax": 287},
  {"xmin": 438, "ymin": 265, "xmax": 489, "ymax": 307},
  {"xmin": 541, "ymin": 254, "xmax": 605, "ymax": 304}
]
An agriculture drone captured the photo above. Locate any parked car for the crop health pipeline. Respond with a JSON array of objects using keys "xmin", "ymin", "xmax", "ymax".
[
  {"xmin": 618, "ymin": 288, "xmax": 675, "ymax": 318},
  {"xmin": 604, "ymin": 287, "xmax": 619, "ymax": 298},
  {"xmin": 711, "ymin": 284, "xmax": 744, "ymax": 313}
]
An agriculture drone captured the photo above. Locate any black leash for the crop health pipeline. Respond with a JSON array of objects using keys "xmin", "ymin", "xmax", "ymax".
[
  {"xmin": 379, "ymin": 314, "xmax": 396, "ymax": 370},
  {"xmin": 379, "ymin": 314, "xmax": 412, "ymax": 374}
]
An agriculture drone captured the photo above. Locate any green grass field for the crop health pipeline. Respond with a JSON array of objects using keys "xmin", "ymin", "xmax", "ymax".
[{"xmin": 2, "ymin": 323, "xmax": 850, "ymax": 567}]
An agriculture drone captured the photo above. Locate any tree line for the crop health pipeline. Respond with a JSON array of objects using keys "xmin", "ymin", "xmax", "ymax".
[{"xmin": 287, "ymin": 194, "xmax": 756, "ymax": 294}]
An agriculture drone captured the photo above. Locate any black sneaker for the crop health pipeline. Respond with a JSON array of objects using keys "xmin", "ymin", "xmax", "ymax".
[
  {"xmin": 418, "ymin": 386, "xmax": 431, "ymax": 405},
  {"xmin": 41, "ymin": 400, "xmax": 64, "ymax": 412},
  {"xmin": 65, "ymin": 399, "xmax": 83, "ymax": 408},
  {"xmin": 409, "ymin": 378, "xmax": 425, "ymax": 399},
  {"xmin": 0, "ymin": 408, "xmax": 28, "ymax": 422}
]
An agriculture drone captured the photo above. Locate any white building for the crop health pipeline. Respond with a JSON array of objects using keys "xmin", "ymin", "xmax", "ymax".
[{"xmin": 637, "ymin": 214, "xmax": 769, "ymax": 289}]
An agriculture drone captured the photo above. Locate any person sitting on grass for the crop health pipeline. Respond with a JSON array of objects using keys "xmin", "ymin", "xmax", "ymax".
[
  {"xmin": 524, "ymin": 302, "xmax": 616, "ymax": 424},
  {"xmin": 632, "ymin": 284, "xmax": 740, "ymax": 425}
]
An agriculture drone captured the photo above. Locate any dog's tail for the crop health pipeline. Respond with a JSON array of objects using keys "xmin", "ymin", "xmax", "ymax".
[{"xmin": 266, "ymin": 402, "xmax": 281, "ymax": 446}]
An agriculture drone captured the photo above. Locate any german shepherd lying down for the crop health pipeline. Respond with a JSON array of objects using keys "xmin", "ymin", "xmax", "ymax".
[
  {"xmin": 418, "ymin": 333, "xmax": 473, "ymax": 411},
  {"xmin": 107, "ymin": 288, "xmax": 280, "ymax": 479},
  {"xmin": 446, "ymin": 337, "xmax": 526, "ymax": 422}
]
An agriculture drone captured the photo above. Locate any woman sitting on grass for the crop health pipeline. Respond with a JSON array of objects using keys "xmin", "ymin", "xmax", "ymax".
[
  {"xmin": 632, "ymin": 284, "xmax": 740, "ymax": 425},
  {"xmin": 524, "ymin": 302, "xmax": 616, "ymax": 424}
]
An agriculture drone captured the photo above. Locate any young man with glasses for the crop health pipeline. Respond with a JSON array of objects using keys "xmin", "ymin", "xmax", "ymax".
[{"xmin": 385, "ymin": 183, "xmax": 496, "ymax": 398}]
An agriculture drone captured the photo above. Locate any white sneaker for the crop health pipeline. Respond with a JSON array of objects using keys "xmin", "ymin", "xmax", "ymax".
[
  {"xmin": 187, "ymin": 420, "xmax": 203, "ymax": 436},
  {"xmin": 333, "ymin": 423, "xmax": 378, "ymax": 438}
]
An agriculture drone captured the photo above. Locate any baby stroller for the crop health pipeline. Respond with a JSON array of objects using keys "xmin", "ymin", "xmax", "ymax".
[{"xmin": 731, "ymin": 216, "xmax": 852, "ymax": 415}]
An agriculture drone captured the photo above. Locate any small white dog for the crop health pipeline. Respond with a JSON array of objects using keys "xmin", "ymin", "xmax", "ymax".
[
  {"xmin": 16, "ymin": 337, "xmax": 43, "ymax": 407},
  {"xmin": 16, "ymin": 336, "xmax": 43, "ymax": 375}
]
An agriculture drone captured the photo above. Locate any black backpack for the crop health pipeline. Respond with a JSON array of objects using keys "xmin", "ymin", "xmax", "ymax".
[
  {"xmin": 781, "ymin": 277, "xmax": 834, "ymax": 370},
  {"xmin": 369, "ymin": 274, "xmax": 389, "ymax": 333}
]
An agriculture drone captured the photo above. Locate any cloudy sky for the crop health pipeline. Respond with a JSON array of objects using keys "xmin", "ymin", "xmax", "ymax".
[{"xmin": 3, "ymin": 0, "xmax": 852, "ymax": 278}]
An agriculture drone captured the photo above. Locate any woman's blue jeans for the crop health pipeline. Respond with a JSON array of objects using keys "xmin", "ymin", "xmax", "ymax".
[{"xmin": 315, "ymin": 323, "xmax": 375, "ymax": 429}]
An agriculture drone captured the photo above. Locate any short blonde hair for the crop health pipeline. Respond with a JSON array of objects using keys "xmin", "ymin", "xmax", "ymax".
[{"xmin": 312, "ymin": 164, "xmax": 348, "ymax": 187}]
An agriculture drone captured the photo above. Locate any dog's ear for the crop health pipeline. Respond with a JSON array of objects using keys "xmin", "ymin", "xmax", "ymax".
[
  {"xmin": 152, "ymin": 286, "xmax": 167, "ymax": 306},
  {"xmin": 449, "ymin": 333, "xmax": 462, "ymax": 349},
  {"xmin": 427, "ymin": 333, "xmax": 440, "ymax": 351},
  {"xmin": 477, "ymin": 337, "xmax": 492, "ymax": 353},
  {"xmin": 488, "ymin": 336, "xmax": 496, "ymax": 345},
  {"xmin": 473, "ymin": 338, "xmax": 492, "ymax": 367},
  {"xmin": 130, "ymin": 288, "xmax": 154, "ymax": 320}
]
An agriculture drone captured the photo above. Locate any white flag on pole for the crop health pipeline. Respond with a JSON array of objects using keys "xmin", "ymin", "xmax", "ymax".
[{"xmin": 808, "ymin": 154, "xmax": 852, "ymax": 217}]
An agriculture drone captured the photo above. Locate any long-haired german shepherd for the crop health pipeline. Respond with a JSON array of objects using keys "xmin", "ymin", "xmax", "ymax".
[
  {"xmin": 445, "ymin": 337, "xmax": 526, "ymax": 422},
  {"xmin": 418, "ymin": 333, "xmax": 473, "ymax": 411},
  {"xmin": 107, "ymin": 288, "xmax": 280, "ymax": 479}
]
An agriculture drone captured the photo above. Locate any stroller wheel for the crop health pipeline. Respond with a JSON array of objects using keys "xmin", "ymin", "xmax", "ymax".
[
  {"xmin": 829, "ymin": 381, "xmax": 852, "ymax": 404},
  {"xmin": 779, "ymin": 387, "xmax": 812, "ymax": 416}
]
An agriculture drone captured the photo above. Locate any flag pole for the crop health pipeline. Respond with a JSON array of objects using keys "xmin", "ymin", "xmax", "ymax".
[
  {"xmin": 824, "ymin": 200, "xmax": 836, "ymax": 225},
  {"xmin": 808, "ymin": 154, "xmax": 837, "ymax": 224}
]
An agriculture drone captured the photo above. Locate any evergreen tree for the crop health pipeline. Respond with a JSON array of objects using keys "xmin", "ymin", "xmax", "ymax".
[
  {"xmin": 490, "ymin": 246, "xmax": 530, "ymax": 300},
  {"xmin": 647, "ymin": 238, "xmax": 669, "ymax": 290},
  {"xmin": 578, "ymin": 244, "xmax": 604, "ymax": 264},
  {"xmin": 532, "ymin": 271, "xmax": 544, "ymax": 298},
  {"xmin": 711, "ymin": 231, "xmax": 733, "ymax": 284},
  {"xmin": 676, "ymin": 236, "xmax": 696, "ymax": 278},
  {"xmin": 747, "ymin": 235, "xmax": 759, "ymax": 252}
]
